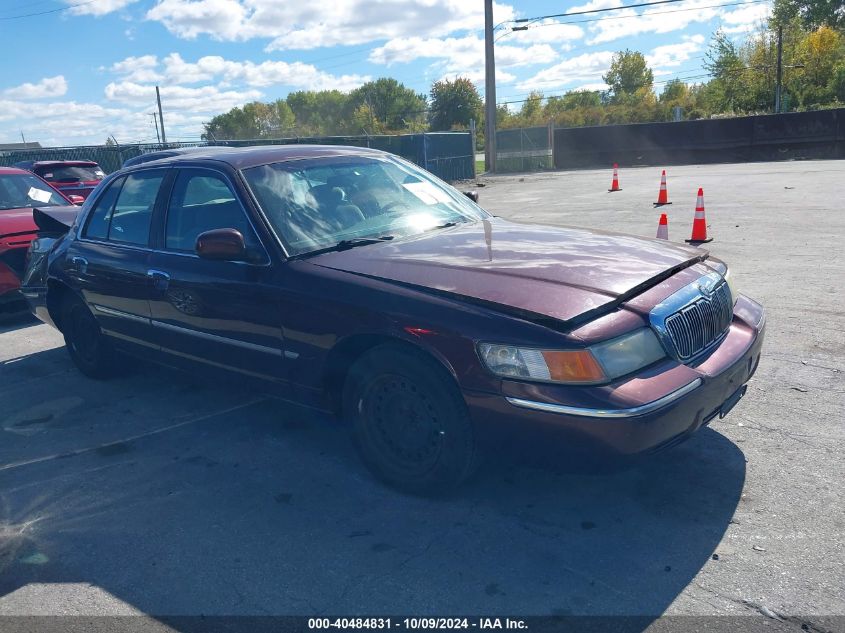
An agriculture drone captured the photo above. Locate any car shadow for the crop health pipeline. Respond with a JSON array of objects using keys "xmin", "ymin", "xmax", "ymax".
[
  {"xmin": 0, "ymin": 310, "xmax": 39, "ymax": 336},
  {"xmin": 0, "ymin": 358, "xmax": 745, "ymax": 629}
]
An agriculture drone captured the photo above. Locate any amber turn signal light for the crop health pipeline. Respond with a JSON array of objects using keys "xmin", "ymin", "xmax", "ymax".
[{"xmin": 541, "ymin": 350, "xmax": 606, "ymax": 383}]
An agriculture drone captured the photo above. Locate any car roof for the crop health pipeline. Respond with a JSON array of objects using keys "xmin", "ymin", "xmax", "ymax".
[
  {"xmin": 0, "ymin": 166, "xmax": 34, "ymax": 175},
  {"xmin": 122, "ymin": 145, "xmax": 230, "ymax": 167},
  {"xmin": 124, "ymin": 144, "xmax": 388, "ymax": 171},
  {"xmin": 28, "ymin": 160, "xmax": 100, "ymax": 167}
]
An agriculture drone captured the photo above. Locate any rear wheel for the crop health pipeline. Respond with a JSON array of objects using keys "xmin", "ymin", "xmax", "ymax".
[
  {"xmin": 62, "ymin": 296, "xmax": 115, "ymax": 379},
  {"xmin": 343, "ymin": 344, "xmax": 478, "ymax": 494}
]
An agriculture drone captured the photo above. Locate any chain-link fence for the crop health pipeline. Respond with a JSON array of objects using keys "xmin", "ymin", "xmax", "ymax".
[
  {"xmin": 0, "ymin": 132, "xmax": 475, "ymax": 182},
  {"xmin": 495, "ymin": 125, "xmax": 554, "ymax": 173}
]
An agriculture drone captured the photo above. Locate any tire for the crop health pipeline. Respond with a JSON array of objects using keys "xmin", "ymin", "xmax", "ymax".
[
  {"xmin": 62, "ymin": 295, "xmax": 115, "ymax": 379},
  {"xmin": 343, "ymin": 344, "xmax": 479, "ymax": 494}
]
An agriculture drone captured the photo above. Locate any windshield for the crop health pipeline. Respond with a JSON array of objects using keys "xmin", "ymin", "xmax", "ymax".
[
  {"xmin": 35, "ymin": 164, "xmax": 104, "ymax": 183},
  {"xmin": 242, "ymin": 155, "xmax": 488, "ymax": 256},
  {"xmin": 0, "ymin": 173, "xmax": 66, "ymax": 210}
]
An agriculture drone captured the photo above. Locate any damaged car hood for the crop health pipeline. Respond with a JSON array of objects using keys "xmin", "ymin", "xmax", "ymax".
[{"xmin": 310, "ymin": 218, "xmax": 707, "ymax": 325}]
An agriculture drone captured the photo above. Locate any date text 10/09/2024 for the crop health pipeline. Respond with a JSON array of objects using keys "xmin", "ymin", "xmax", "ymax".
[{"xmin": 308, "ymin": 618, "xmax": 528, "ymax": 630}]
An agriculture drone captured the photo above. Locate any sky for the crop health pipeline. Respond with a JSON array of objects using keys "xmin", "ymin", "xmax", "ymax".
[{"xmin": 0, "ymin": 0, "xmax": 771, "ymax": 147}]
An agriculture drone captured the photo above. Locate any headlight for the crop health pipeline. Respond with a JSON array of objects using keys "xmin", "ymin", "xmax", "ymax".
[
  {"xmin": 724, "ymin": 268, "xmax": 739, "ymax": 305},
  {"xmin": 589, "ymin": 328, "xmax": 666, "ymax": 380},
  {"xmin": 478, "ymin": 328, "xmax": 666, "ymax": 385}
]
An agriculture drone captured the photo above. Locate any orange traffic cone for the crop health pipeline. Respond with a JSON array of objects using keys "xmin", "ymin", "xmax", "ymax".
[
  {"xmin": 656, "ymin": 213, "xmax": 669, "ymax": 240},
  {"xmin": 608, "ymin": 163, "xmax": 621, "ymax": 192},
  {"xmin": 685, "ymin": 188, "xmax": 712, "ymax": 244},
  {"xmin": 654, "ymin": 170, "xmax": 671, "ymax": 206}
]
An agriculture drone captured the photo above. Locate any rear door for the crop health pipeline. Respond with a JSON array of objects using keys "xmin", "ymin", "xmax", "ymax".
[
  {"xmin": 146, "ymin": 166, "xmax": 285, "ymax": 379},
  {"xmin": 65, "ymin": 169, "xmax": 169, "ymax": 348}
]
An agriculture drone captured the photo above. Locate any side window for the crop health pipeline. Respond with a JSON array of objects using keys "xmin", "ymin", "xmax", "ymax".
[
  {"xmin": 83, "ymin": 177, "xmax": 123, "ymax": 240},
  {"xmin": 165, "ymin": 170, "xmax": 259, "ymax": 253},
  {"xmin": 107, "ymin": 171, "xmax": 164, "ymax": 246}
]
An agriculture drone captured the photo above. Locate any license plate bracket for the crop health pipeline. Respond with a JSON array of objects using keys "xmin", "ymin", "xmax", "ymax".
[{"xmin": 719, "ymin": 385, "xmax": 747, "ymax": 419}]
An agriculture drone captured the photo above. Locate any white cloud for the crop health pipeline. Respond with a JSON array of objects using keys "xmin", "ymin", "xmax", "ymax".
[
  {"xmin": 104, "ymin": 81, "xmax": 263, "ymax": 112},
  {"xmin": 496, "ymin": 19, "xmax": 585, "ymax": 46},
  {"xmin": 721, "ymin": 3, "xmax": 770, "ymax": 32},
  {"xmin": 162, "ymin": 54, "xmax": 369, "ymax": 90},
  {"xmin": 3, "ymin": 76, "xmax": 68, "ymax": 100},
  {"xmin": 571, "ymin": 82, "xmax": 609, "ymax": 92},
  {"xmin": 143, "ymin": 0, "xmax": 516, "ymax": 50},
  {"xmin": 108, "ymin": 53, "xmax": 370, "ymax": 92},
  {"xmin": 109, "ymin": 55, "xmax": 163, "ymax": 83},
  {"xmin": 515, "ymin": 51, "xmax": 616, "ymax": 92},
  {"xmin": 368, "ymin": 35, "xmax": 557, "ymax": 89},
  {"xmin": 582, "ymin": 0, "xmax": 755, "ymax": 45},
  {"xmin": 67, "ymin": 0, "xmax": 139, "ymax": 16},
  {"xmin": 566, "ymin": 0, "xmax": 624, "ymax": 13},
  {"xmin": 0, "ymin": 97, "xmax": 145, "ymax": 146},
  {"xmin": 566, "ymin": 0, "xmax": 622, "ymax": 13},
  {"xmin": 646, "ymin": 34, "xmax": 705, "ymax": 69},
  {"xmin": 370, "ymin": 36, "xmax": 557, "ymax": 69}
]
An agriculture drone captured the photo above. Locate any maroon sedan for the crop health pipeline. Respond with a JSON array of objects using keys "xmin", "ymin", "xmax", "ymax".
[
  {"xmin": 0, "ymin": 166, "xmax": 75, "ymax": 310},
  {"xmin": 14, "ymin": 160, "xmax": 104, "ymax": 201},
  {"xmin": 23, "ymin": 146, "xmax": 765, "ymax": 493}
]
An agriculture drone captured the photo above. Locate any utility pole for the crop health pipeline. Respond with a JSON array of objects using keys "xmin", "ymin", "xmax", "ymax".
[
  {"xmin": 483, "ymin": 0, "xmax": 496, "ymax": 173},
  {"xmin": 775, "ymin": 24, "xmax": 783, "ymax": 114},
  {"xmin": 156, "ymin": 86, "xmax": 167, "ymax": 144},
  {"xmin": 151, "ymin": 113, "xmax": 161, "ymax": 143},
  {"xmin": 20, "ymin": 130, "xmax": 26, "ymax": 144}
]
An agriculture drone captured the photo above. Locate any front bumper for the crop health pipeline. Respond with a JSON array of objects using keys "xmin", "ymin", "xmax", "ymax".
[{"xmin": 466, "ymin": 295, "xmax": 765, "ymax": 456}]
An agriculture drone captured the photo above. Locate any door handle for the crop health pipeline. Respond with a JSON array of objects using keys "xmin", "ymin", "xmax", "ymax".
[
  {"xmin": 146, "ymin": 269, "xmax": 171, "ymax": 292},
  {"xmin": 71, "ymin": 256, "xmax": 88, "ymax": 274}
]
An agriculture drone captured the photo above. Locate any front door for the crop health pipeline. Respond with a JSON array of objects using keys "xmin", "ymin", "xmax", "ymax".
[{"xmin": 146, "ymin": 167, "xmax": 285, "ymax": 379}]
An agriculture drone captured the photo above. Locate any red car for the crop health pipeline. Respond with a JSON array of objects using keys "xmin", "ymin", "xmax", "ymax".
[
  {"xmin": 0, "ymin": 166, "xmax": 75, "ymax": 310},
  {"xmin": 13, "ymin": 160, "xmax": 104, "ymax": 201}
]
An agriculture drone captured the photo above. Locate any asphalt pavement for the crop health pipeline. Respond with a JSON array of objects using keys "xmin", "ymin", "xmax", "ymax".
[{"xmin": 0, "ymin": 159, "xmax": 842, "ymax": 628}]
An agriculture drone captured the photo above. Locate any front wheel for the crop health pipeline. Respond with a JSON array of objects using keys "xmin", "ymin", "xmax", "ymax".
[
  {"xmin": 62, "ymin": 296, "xmax": 115, "ymax": 379},
  {"xmin": 343, "ymin": 344, "xmax": 479, "ymax": 494}
]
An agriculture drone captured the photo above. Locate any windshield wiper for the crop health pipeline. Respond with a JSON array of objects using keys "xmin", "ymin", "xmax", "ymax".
[
  {"xmin": 335, "ymin": 236, "xmax": 395, "ymax": 250},
  {"xmin": 292, "ymin": 235, "xmax": 395, "ymax": 259}
]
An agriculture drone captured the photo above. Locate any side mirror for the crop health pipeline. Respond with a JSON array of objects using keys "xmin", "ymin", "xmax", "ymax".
[
  {"xmin": 67, "ymin": 194, "xmax": 85, "ymax": 205},
  {"xmin": 196, "ymin": 228, "xmax": 248, "ymax": 261},
  {"xmin": 463, "ymin": 190, "xmax": 479, "ymax": 203}
]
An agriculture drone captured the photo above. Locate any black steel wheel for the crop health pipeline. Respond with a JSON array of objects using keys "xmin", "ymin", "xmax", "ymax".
[
  {"xmin": 344, "ymin": 344, "xmax": 478, "ymax": 494},
  {"xmin": 62, "ymin": 296, "xmax": 115, "ymax": 379}
]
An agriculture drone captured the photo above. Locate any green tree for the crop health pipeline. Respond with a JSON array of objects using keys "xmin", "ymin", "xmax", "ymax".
[
  {"xmin": 660, "ymin": 79, "xmax": 689, "ymax": 103},
  {"xmin": 285, "ymin": 90, "xmax": 350, "ymax": 135},
  {"xmin": 603, "ymin": 50, "xmax": 654, "ymax": 101},
  {"xmin": 773, "ymin": 0, "xmax": 844, "ymax": 30},
  {"xmin": 831, "ymin": 64, "xmax": 845, "ymax": 100},
  {"xmin": 348, "ymin": 78, "xmax": 427, "ymax": 132},
  {"xmin": 703, "ymin": 31, "xmax": 749, "ymax": 112},
  {"xmin": 519, "ymin": 91, "xmax": 545, "ymax": 125},
  {"xmin": 429, "ymin": 77, "xmax": 482, "ymax": 131},
  {"xmin": 793, "ymin": 25, "xmax": 844, "ymax": 105}
]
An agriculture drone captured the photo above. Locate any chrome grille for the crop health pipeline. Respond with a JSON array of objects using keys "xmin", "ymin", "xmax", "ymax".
[
  {"xmin": 650, "ymin": 273, "xmax": 734, "ymax": 362},
  {"xmin": 663, "ymin": 281, "xmax": 732, "ymax": 360}
]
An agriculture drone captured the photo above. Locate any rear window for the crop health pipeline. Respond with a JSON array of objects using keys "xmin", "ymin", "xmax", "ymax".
[
  {"xmin": 0, "ymin": 173, "xmax": 66, "ymax": 210},
  {"xmin": 36, "ymin": 165, "xmax": 105, "ymax": 183}
]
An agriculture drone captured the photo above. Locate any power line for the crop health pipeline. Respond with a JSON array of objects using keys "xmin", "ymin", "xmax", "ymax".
[
  {"xmin": 0, "ymin": 0, "xmax": 97, "ymax": 20},
  {"xmin": 515, "ymin": 0, "xmax": 690, "ymax": 25},
  {"xmin": 497, "ymin": 0, "xmax": 769, "ymax": 41},
  {"xmin": 0, "ymin": 0, "xmax": 66, "ymax": 16}
]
